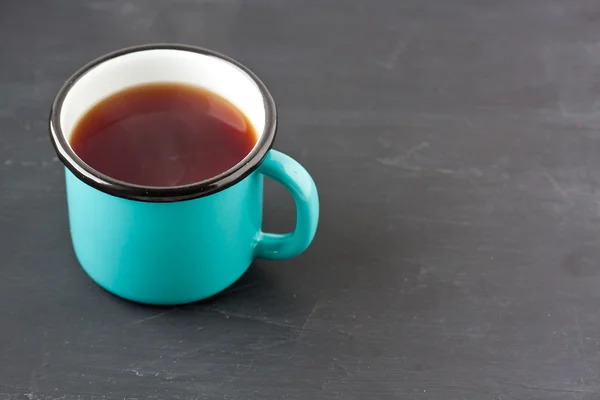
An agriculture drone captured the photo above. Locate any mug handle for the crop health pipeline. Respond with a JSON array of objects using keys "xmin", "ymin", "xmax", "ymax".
[{"xmin": 255, "ymin": 149, "xmax": 320, "ymax": 259}]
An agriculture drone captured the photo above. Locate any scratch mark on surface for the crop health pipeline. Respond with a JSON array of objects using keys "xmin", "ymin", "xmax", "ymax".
[
  {"xmin": 377, "ymin": 157, "xmax": 403, "ymax": 167},
  {"xmin": 0, "ymin": 382, "xmax": 22, "ymax": 391},
  {"xmin": 404, "ymin": 142, "xmax": 430, "ymax": 159},
  {"xmin": 208, "ymin": 304, "xmax": 340, "ymax": 337},
  {"xmin": 379, "ymin": 23, "xmax": 421, "ymax": 70},
  {"xmin": 503, "ymin": 380, "xmax": 594, "ymax": 394},
  {"xmin": 2, "ymin": 158, "xmax": 60, "ymax": 168},
  {"xmin": 288, "ymin": 301, "xmax": 327, "ymax": 357},
  {"xmin": 376, "ymin": 141, "xmax": 429, "ymax": 167},
  {"xmin": 377, "ymin": 137, "xmax": 393, "ymax": 148},
  {"xmin": 209, "ymin": 308, "xmax": 299, "ymax": 330},
  {"xmin": 542, "ymin": 170, "xmax": 574, "ymax": 205},
  {"xmin": 246, "ymin": 336, "xmax": 299, "ymax": 351},
  {"xmin": 125, "ymin": 368, "xmax": 178, "ymax": 379},
  {"xmin": 25, "ymin": 346, "xmax": 48, "ymax": 400},
  {"xmin": 130, "ymin": 338, "xmax": 231, "ymax": 370},
  {"xmin": 558, "ymin": 102, "xmax": 570, "ymax": 118},
  {"xmin": 394, "ymin": 214, "xmax": 471, "ymax": 226},
  {"xmin": 378, "ymin": 162, "xmax": 483, "ymax": 178},
  {"xmin": 125, "ymin": 368, "xmax": 145, "ymax": 377},
  {"xmin": 291, "ymin": 301, "xmax": 327, "ymax": 351},
  {"xmin": 300, "ymin": 302, "xmax": 321, "ymax": 332},
  {"xmin": 436, "ymin": 168, "xmax": 483, "ymax": 177},
  {"xmin": 572, "ymin": 305, "xmax": 593, "ymax": 374},
  {"xmin": 464, "ymin": 118, "xmax": 475, "ymax": 132},
  {"xmin": 132, "ymin": 308, "xmax": 178, "ymax": 324}
]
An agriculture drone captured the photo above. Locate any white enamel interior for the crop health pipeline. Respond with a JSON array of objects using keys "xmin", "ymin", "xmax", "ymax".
[{"xmin": 59, "ymin": 49, "xmax": 266, "ymax": 145}]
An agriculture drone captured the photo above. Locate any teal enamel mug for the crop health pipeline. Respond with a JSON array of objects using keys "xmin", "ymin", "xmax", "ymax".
[{"xmin": 49, "ymin": 44, "xmax": 319, "ymax": 305}]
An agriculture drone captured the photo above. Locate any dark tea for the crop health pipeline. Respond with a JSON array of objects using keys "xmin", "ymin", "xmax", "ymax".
[{"xmin": 69, "ymin": 83, "xmax": 258, "ymax": 187}]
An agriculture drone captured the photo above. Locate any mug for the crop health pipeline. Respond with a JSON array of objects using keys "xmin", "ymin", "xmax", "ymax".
[{"xmin": 49, "ymin": 44, "xmax": 319, "ymax": 305}]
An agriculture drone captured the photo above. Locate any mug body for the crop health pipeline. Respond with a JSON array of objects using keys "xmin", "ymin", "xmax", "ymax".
[
  {"xmin": 66, "ymin": 169, "xmax": 264, "ymax": 305},
  {"xmin": 50, "ymin": 44, "xmax": 319, "ymax": 305}
]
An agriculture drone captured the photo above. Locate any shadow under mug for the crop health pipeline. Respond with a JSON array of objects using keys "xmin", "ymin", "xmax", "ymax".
[{"xmin": 49, "ymin": 44, "xmax": 319, "ymax": 305}]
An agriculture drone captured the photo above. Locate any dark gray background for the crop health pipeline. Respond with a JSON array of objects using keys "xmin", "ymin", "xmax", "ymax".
[{"xmin": 1, "ymin": 0, "xmax": 600, "ymax": 399}]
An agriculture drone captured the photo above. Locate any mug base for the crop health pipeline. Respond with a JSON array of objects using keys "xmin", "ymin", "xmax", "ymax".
[
  {"xmin": 73, "ymin": 250, "xmax": 251, "ymax": 306},
  {"xmin": 90, "ymin": 275, "xmax": 247, "ymax": 306}
]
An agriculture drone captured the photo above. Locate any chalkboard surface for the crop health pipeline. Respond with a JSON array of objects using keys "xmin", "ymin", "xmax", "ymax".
[{"xmin": 1, "ymin": 1, "xmax": 600, "ymax": 399}]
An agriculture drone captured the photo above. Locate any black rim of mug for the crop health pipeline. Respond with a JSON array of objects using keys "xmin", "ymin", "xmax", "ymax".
[{"xmin": 49, "ymin": 44, "xmax": 277, "ymax": 203}]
